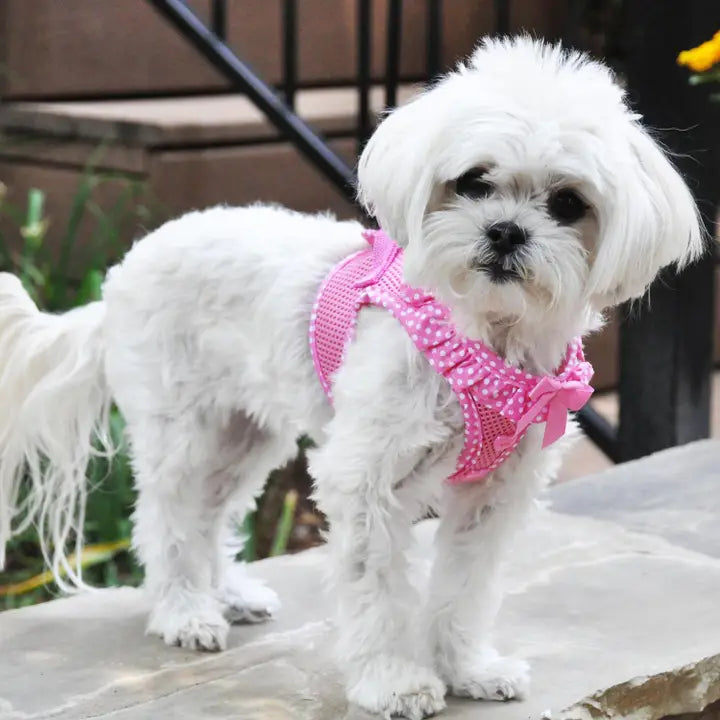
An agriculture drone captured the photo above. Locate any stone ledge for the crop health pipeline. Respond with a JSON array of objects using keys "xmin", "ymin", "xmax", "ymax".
[
  {"xmin": 2, "ymin": 440, "xmax": 720, "ymax": 719},
  {"xmin": 0, "ymin": 85, "xmax": 420, "ymax": 149}
]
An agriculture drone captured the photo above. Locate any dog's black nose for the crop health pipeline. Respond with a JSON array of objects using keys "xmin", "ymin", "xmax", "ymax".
[{"xmin": 486, "ymin": 222, "xmax": 528, "ymax": 255}]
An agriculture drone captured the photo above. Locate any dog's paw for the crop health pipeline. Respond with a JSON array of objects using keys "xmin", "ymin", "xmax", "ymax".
[
  {"xmin": 446, "ymin": 650, "xmax": 529, "ymax": 701},
  {"xmin": 347, "ymin": 655, "xmax": 446, "ymax": 719},
  {"xmin": 147, "ymin": 590, "xmax": 229, "ymax": 652},
  {"xmin": 220, "ymin": 563, "xmax": 281, "ymax": 624}
]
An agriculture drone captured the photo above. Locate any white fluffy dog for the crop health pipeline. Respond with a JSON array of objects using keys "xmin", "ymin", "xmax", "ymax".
[{"xmin": 0, "ymin": 37, "xmax": 702, "ymax": 718}]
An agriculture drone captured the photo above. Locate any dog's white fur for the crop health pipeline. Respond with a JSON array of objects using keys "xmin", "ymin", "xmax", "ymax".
[{"xmin": 0, "ymin": 37, "xmax": 703, "ymax": 718}]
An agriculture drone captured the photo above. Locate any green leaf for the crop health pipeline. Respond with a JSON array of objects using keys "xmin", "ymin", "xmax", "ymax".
[
  {"xmin": 269, "ymin": 490, "xmax": 298, "ymax": 557},
  {"xmin": 241, "ymin": 513, "xmax": 257, "ymax": 562},
  {"xmin": 55, "ymin": 170, "xmax": 98, "ymax": 303},
  {"xmin": 75, "ymin": 269, "xmax": 104, "ymax": 304},
  {"xmin": 689, "ymin": 68, "xmax": 720, "ymax": 85},
  {"xmin": 26, "ymin": 188, "xmax": 45, "ymax": 227}
]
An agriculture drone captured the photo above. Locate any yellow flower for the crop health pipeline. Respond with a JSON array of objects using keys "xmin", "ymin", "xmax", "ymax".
[{"xmin": 677, "ymin": 31, "xmax": 720, "ymax": 73}]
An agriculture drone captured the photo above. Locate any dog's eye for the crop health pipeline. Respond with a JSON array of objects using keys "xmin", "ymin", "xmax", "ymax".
[
  {"xmin": 548, "ymin": 189, "xmax": 588, "ymax": 224},
  {"xmin": 456, "ymin": 169, "xmax": 493, "ymax": 199}
]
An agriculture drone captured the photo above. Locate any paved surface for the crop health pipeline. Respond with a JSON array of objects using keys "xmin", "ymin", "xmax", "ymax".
[{"xmin": 2, "ymin": 440, "xmax": 720, "ymax": 720}]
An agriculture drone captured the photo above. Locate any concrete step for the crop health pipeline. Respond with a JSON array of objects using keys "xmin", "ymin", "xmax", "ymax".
[
  {"xmin": 0, "ymin": 86, "xmax": 420, "ymax": 150},
  {"xmin": 0, "ymin": 86, "xmax": 418, "ymax": 275},
  {"xmin": 2, "ymin": 440, "xmax": 719, "ymax": 719}
]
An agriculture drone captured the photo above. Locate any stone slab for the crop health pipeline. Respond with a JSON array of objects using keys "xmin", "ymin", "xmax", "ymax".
[
  {"xmin": 2, "ymin": 440, "xmax": 720, "ymax": 719},
  {"xmin": 551, "ymin": 438, "xmax": 720, "ymax": 557}
]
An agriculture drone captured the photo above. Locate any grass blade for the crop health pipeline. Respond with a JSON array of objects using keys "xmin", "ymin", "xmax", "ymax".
[
  {"xmin": 0, "ymin": 538, "xmax": 130, "ymax": 597},
  {"xmin": 269, "ymin": 490, "xmax": 298, "ymax": 557}
]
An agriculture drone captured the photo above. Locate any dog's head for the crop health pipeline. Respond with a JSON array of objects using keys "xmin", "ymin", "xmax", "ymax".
[{"xmin": 358, "ymin": 36, "xmax": 703, "ymax": 348}]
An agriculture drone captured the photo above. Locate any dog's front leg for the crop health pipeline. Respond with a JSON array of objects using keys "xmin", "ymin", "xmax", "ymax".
[
  {"xmin": 426, "ymin": 436, "xmax": 552, "ymax": 703},
  {"xmin": 310, "ymin": 432, "xmax": 447, "ymax": 719}
]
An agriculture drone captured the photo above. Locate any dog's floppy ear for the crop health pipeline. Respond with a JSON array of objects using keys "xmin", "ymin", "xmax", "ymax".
[
  {"xmin": 589, "ymin": 122, "xmax": 705, "ymax": 305},
  {"xmin": 357, "ymin": 90, "xmax": 441, "ymax": 248}
]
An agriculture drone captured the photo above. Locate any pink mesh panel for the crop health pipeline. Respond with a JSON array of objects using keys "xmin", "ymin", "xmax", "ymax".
[
  {"xmin": 310, "ymin": 250, "xmax": 369, "ymax": 396},
  {"xmin": 477, "ymin": 405, "xmax": 516, "ymax": 467}
]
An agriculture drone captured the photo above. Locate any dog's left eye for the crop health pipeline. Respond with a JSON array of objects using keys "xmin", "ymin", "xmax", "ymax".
[
  {"xmin": 456, "ymin": 169, "xmax": 493, "ymax": 199},
  {"xmin": 548, "ymin": 189, "xmax": 588, "ymax": 224}
]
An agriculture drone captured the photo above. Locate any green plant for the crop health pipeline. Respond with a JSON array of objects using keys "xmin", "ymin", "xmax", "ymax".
[
  {"xmin": 0, "ymin": 155, "xmax": 153, "ymax": 310},
  {"xmin": 0, "ymin": 159, "xmax": 151, "ymax": 608},
  {"xmin": 0, "ymin": 167, "xmax": 322, "ymax": 609}
]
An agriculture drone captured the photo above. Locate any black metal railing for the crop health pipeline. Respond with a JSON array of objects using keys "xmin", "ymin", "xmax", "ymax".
[
  {"xmin": 357, "ymin": 0, "xmax": 373, "ymax": 151},
  {"xmin": 146, "ymin": 0, "xmax": 720, "ymax": 466},
  {"xmin": 147, "ymin": 0, "xmax": 355, "ymax": 203},
  {"xmin": 385, "ymin": 0, "xmax": 402, "ymax": 110}
]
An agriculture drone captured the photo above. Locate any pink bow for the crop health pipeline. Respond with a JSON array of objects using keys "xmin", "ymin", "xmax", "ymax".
[
  {"xmin": 493, "ymin": 375, "xmax": 593, "ymax": 454},
  {"xmin": 530, "ymin": 376, "xmax": 594, "ymax": 448}
]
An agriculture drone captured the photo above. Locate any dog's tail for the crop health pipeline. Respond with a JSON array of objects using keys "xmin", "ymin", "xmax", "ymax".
[{"xmin": 0, "ymin": 273, "xmax": 111, "ymax": 590}]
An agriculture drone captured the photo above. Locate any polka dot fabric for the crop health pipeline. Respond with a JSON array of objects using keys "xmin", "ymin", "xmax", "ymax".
[{"xmin": 309, "ymin": 229, "xmax": 595, "ymax": 484}]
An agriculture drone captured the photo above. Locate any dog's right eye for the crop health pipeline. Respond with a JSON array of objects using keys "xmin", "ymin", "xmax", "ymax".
[{"xmin": 456, "ymin": 169, "xmax": 493, "ymax": 199}]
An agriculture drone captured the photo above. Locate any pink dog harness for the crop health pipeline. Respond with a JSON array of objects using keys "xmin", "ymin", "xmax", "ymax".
[{"xmin": 309, "ymin": 229, "xmax": 594, "ymax": 483}]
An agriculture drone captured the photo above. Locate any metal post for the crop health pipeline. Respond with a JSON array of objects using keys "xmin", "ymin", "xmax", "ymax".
[
  {"xmin": 617, "ymin": 0, "xmax": 720, "ymax": 460},
  {"xmin": 211, "ymin": 0, "xmax": 227, "ymax": 40},
  {"xmin": 576, "ymin": 406, "xmax": 620, "ymax": 463},
  {"xmin": 426, "ymin": 0, "xmax": 442, "ymax": 82},
  {"xmin": 385, "ymin": 0, "xmax": 402, "ymax": 109},
  {"xmin": 494, "ymin": 0, "xmax": 510, "ymax": 35},
  {"xmin": 146, "ymin": 0, "xmax": 356, "ymax": 204},
  {"xmin": 357, "ymin": 0, "xmax": 373, "ymax": 153},
  {"xmin": 283, "ymin": 0, "xmax": 297, "ymax": 110}
]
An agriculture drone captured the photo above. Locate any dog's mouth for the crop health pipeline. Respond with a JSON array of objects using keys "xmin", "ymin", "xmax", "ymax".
[{"xmin": 475, "ymin": 261, "xmax": 523, "ymax": 283}]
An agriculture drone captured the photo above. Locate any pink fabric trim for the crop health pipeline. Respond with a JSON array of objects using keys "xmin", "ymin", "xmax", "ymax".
[{"xmin": 309, "ymin": 229, "xmax": 594, "ymax": 483}]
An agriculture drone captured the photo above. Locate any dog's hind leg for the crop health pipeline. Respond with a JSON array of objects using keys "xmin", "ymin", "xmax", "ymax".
[{"xmin": 128, "ymin": 407, "xmax": 295, "ymax": 651}]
